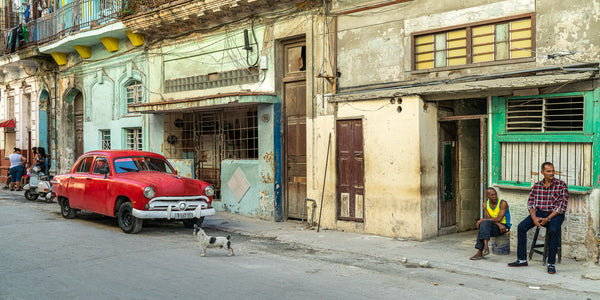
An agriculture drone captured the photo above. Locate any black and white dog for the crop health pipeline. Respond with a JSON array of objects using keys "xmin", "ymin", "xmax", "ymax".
[{"xmin": 193, "ymin": 224, "xmax": 234, "ymax": 257}]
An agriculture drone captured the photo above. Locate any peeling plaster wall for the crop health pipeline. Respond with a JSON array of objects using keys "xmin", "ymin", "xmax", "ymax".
[
  {"xmin": 320, "ymin": 0, "xmax": 600, "ymax": 250},
  {"xmin": 210, "ymin": 103, "xmax": 278, "ymax": 220},
  {"xmin": 312, "ymin": 97, "xmax": 428, "ymax": 240}
]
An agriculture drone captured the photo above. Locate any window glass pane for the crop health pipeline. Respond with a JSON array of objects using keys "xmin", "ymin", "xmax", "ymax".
[
  {"xmin": 416, "ymin": 44, "xmax": 434, "ymax": 53},
  {"xmin": 416, "ymin": 53, "xmax": 434, "ymax": 62},
  {"xmin": 447, "ymin": 39, "xmax": 466, "ymax": 49},
  {"xmin": 447, "ymin": 29, "xmax": 466, "ymax": 39},
  {"xmin": 435, "ymin": 51, "xmax": 446, "ymax": 68},
  {"xmin": 511, "ymin": 49, "xmax": 532, "ymax": 58},
  {"xmin": 415, "ymin": 35, "xmax": 434, "ymax": 45},
  {"xmin": 473, "ymin": 53, "xmax": 494, "ymax": 63},
  {"xmin": 434, "ymin": 33, "xmax": 446, "ymax": 50},
  {"xmin": 416, "ymin": 61, "xmax": 434, "ymax": 70},
  {"xmin": 512, "ymin": 39, "xmax": 532, "ymax": 49},
  {"xmin": 510, "ymin": 19, "xmax": 531, "ymax": 30},
  {"xmin": 496, "ymin": 42, "xmax": 509, "ymax": 60},
  {"xmin": 511, "ymin": 30, "xmax": 532, "ymax": 40},
  {"xmin": 473, "ymin": 25, "xmax": 494, "ymax": 36},
  {"xmin": 473, "ymin": 44, "xmax": 494, "ymax": 55},
  {"xmin": 447, "ymin": 57, "xmax": 466, "ymax": 66},
  {"xmin": 447, "ymin": 48, "xmax": 466, "ymax": 58},
  {"xmin": 495, "ymin": 23, "xmax": 508, "ymax": 42},
  {"xmin": 473, "ymin": 35, "xmax": 493, "ymax": 45}
]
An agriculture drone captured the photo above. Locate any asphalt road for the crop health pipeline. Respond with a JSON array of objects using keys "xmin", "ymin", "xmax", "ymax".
[{"xmin": 0, "ymin": 192, "xmax": 597, "ymax": 300}]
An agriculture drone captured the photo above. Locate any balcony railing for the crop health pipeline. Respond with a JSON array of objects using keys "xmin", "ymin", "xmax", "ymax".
[
  {"xmin": 37, "ymin": 0, "xmax": 123, "ymax": 43},
  {"xmin": 1, "ymin": 0, "xmax": 122, "ymax": 54}
]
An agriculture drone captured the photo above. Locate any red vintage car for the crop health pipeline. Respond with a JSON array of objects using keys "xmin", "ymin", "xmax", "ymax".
[{"xmin": 52, "ymin": 150, "xmax": 215, "ymax": 233}]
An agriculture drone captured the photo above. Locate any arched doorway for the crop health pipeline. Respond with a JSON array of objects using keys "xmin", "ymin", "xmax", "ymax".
[
  {"xmin": 64, "ymin": 89, "xmax": 84, "ymax": 164},
  {"xmin": 74, "ymin": 93, "xmax": 84, "ymax": 159},
  {"xmin": 39, "ymin": 90, "xmax": 49, "ymax": 152}
]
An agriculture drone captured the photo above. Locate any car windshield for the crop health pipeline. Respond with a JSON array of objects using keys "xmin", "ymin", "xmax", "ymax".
[{"xmin": 113, "ymin": 156, "xmax": 175, "ymax": 174}]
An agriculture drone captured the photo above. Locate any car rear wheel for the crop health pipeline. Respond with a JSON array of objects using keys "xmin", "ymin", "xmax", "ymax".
[
  {"xmin": 24, "ymin": 190, "xmax": 38, "ymax": 201},
  {"xmin": 182, "ymin": 217, "xmax": 204, "ymax": 228},
  {"xmin": 60, "ymin": 198, "xmax": 77, "ymax": 219},
  {"xmin": 117, "ymin": 202, "xmax": 143, "ymax": 234}
]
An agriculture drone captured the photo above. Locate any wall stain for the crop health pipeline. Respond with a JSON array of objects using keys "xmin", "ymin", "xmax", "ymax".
[{"xmin": 261, "ymin": 151, "xmax": 275, "ymax": 183}]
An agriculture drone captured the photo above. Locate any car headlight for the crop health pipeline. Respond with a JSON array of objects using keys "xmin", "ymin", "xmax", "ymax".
[
  {"xmin": 204, "ymin": 185, "xmax": 214, "ymax": 197},
  {"xmin": 143, "ymin": 186, "xmax": 156, "ymax": 199}
]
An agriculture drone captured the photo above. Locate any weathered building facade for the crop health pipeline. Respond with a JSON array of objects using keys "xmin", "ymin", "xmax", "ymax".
[
  {"xmin": 2, "ymin": 0, "xmax": 599, "ymax": 262},
  {"xmin": 123, "ymin": 0, "xmax": 329, "ymax": 220},
  {"xmin": 315, "ymin": 0, "xmax": 600, "ymax": 260}
]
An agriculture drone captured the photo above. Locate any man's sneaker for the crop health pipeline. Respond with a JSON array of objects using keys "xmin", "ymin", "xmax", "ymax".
[
  {"xmin": 548, "ymin": 264, "xmax": 556, "ymax": 274},
  {"xmin": 508, "ymin": 260, "xmax": 528, "ymax": 267}
]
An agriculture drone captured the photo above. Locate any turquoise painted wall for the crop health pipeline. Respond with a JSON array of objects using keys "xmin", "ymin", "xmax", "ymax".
[
  {"xmin": 75, "ymin": 40, "xmax": 148, "ymax": 152},
  {"xmin": 214, "ymin": 103, "xmax": 278, "ymax": 220}
]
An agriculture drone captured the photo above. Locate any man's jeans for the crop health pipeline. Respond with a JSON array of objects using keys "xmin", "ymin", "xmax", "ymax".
[
  {"xmin": 517, "ymin": 211, "xmax": 564, "ymax": 264},
  {"xmin": 475, "ymin": 220, "xmax": 502, "ymax": 250}
]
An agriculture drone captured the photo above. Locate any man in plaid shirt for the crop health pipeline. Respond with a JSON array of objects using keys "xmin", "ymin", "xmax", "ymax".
[{"xmin": 508, "ymin": 162, "xmax": 567, "ymax": 274}]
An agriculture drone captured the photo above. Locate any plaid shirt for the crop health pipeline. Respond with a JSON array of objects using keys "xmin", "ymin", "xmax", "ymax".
[{"xmin": 527, "ymin": 178, "xmax": 568, "ymax": 213}]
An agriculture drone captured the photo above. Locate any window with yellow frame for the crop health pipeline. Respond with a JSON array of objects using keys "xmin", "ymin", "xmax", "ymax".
[{"xmin": 414, "ymin": 17, "xmax": 533, "ymax": 70}]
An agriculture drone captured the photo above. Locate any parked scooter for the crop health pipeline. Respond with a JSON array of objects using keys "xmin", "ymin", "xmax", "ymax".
[{"xmin": 24, "ymin": 166, "xmax": 52, "ymax": 202}]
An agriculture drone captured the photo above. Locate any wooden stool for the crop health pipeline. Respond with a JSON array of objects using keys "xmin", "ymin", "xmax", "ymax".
[{"xmin": 528, "ymin": 226, "xmax": 561, "ymax": 264}]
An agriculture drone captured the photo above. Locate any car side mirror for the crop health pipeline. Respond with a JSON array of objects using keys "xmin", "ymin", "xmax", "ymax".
[{"xmin": 99, "ymin": 166, "xmax": 110, "ymax": 179}]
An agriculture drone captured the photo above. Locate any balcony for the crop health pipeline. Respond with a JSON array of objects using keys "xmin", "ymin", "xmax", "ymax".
[
  {"xmin": 122, "ymin": 0, "xmax": 302, "ymax": 37},
  {"xmin": 1, "ymin": 0, "xmax": 123, "ymax": 55},
  {"xmin": 36, "ymin": 0, "xmax": 123, "ymax": 44}
]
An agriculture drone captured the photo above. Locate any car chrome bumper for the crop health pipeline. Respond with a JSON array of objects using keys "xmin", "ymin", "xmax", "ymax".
[{"xmin": 132, "ymin": 207, "xmax": 216, "ymax": 220}]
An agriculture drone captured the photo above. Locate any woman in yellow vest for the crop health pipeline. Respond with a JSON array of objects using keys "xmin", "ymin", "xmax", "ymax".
[{"xmin": 470, "ymin": 187, "xmax": 511, "ymax": 260}]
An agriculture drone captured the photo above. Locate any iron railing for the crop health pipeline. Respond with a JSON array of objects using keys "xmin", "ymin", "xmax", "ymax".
[{"xmin": 36, "ymin": 0, "xmax": 123, "ymax": 43}]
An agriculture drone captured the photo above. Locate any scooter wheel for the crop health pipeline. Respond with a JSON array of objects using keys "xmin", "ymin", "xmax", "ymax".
[{"xmin": 24, "ymin": 190, "xmax": 39, "ymax": 201}]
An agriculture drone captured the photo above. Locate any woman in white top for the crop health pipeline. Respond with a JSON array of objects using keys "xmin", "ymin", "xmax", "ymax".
[{"xmin": 8, "ymin": 147, "xmax": 26, "ymax": 191}]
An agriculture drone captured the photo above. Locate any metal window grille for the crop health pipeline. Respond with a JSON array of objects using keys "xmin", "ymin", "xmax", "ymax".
[
  {"xmin": 223, "ymin": 108, "xmax": 258, "ymax": 159},
  {"xmin": 506, "ymin": 96, "xmax": 584, "ymax": 132},
  {"xmin": 500, "ymin": 142, "xmax": 592, "ymax": 187},
  {"xmin": 101, "ymin": 130, "xmax": 111, "ymax": 150},
  {"xmin": 126, "ymin": 82, "xmax": 143, "ymax": 104},
  {"xmin": 126, "ymin": 128, "xmax": 142, "ymax": 150},
  {"xmin": 163, "ymin": 105, "xmax": 259, "ymax": 200}
]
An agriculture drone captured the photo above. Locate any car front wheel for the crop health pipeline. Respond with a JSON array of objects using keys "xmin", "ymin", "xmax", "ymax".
[
  {"xmin": 60, "ymin": 198, "xmax": 77, "ymax": 219},
  {"xmin": 117, "ymin": 202, "xmax": 143, "ymax": 234},
  {"xmin": 182, "ymin": 217, "xmax": 204, "ymax": 228}
]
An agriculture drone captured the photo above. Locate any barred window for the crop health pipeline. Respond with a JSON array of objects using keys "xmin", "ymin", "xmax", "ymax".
[
  {"xmin": 126, "ymin": 81, "xmax": 143, "ymax": 104},
  {"xmin": 125, "ymin": 128, "xmax": 142, "ymax": 150},
  {"xmin": 506, "ymin": 96, "xmax": 584, "ymax": 132},
  {"xmin": 100, "ymin": 130, "xmax": 111, "ymax": 150},
  {"xmin": 500, "ymin": 142, "xmax": 592, "ymax": 187},
  {"xmin": 413, "ymin": 16, "xmax": 533, "ymax": 70}
]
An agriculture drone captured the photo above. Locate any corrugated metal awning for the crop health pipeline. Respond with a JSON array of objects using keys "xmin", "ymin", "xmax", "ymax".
[{"xmin": 128, "ymin": 92, "xmax": 278, "ymax": 114}]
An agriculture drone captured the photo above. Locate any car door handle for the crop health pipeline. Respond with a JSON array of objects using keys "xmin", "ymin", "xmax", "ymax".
[
  {"xmin": 69, "ymin": 176, "xmax": 74, "ymax": 179},
  {"xmin": 86, "ymin": 178, "xmax": 91, "ymax": 180}
]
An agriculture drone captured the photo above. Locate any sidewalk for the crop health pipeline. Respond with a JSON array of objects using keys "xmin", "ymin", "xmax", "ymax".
[{"xmin": 204, "ymin": 211, "xmax": 600, "ymax": 294}]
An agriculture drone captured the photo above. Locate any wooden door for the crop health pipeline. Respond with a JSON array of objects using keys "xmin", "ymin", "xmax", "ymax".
[
  {"xmin": 336, "ymin": 119, "xmax": 364, "ymax": 221},
  {"xmin": 283, "ymin": 39, "xmax": 306, "ymax": 219},
  {"xmin": 74, "ymin": 93, "xmax": 84, "ymax": 159},
  {"xmin": 439, "ymin": 122, "xmax": 457, "ymax": 228}
]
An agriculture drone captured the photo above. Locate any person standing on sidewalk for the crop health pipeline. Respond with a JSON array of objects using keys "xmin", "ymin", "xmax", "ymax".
[
  {"xmin": 470, "ymin": 187, "xmax": 511, "ymax": 260},
  {"xmin": 508, "ymin": 162, "xmax": 568, "ymax": 274},
  {"xmin": 8, "ymin": 147, "xmax": 26, "ymax": 191}
]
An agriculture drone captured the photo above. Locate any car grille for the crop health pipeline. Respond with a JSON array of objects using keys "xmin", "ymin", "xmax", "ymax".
[{"xmin": 147, "ymin": 196, "xmax": 210, "ymax": 211}]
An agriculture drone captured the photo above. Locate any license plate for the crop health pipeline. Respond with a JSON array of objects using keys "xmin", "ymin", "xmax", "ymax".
[{"xmin": 172, "ymin": 212, "xmax": 195, "ymax": 219}]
